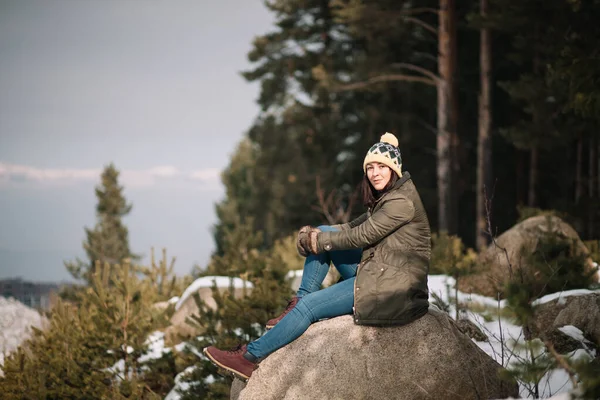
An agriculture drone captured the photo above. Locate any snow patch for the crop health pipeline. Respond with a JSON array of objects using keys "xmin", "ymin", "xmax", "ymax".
[
  {"xmin": 0, "ymin": 297, "xmax": 47, "ymax": 372},
  {"xmin": 533, "ymin": 289, "xmax": 598, "ymax": 306},
  {"xmin": 138, "ymin": 331, "xmax": 171, "ymax": 363},
  {"xmin": 286, "ymin": 270, "xmax": 303, "ymax": 279},
  {"xmin": 557, "ymin": 325, "xmax": 585, "ymax": 343},
  {"xmin": 175, "ymin": 276, "xmax": 253, "ymax": 311},
  {"xmin": 164, "ymin": 365, "xmax": 198, "ymax": 400},
  {"xmin": 427, "ymin": 275, "xmax": 589, "ymax": 399}
]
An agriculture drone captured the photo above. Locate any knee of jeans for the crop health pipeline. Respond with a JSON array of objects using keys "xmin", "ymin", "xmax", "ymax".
[
  {"xmin": 295, "ymin": 298, "xmax": 318, "ymax": 323},
  {"xmin": 317, "ymin": 225, "xmax": 338, "ymax": 232}
]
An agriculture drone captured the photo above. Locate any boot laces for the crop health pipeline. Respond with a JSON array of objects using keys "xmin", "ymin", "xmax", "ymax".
[
  {"xmin": 284, "ymin": 297, "xmax": 297, "ymax": 312},
  {"xmin": 226, "ymin": 344, "xmax": 246, "ymax": 355}
]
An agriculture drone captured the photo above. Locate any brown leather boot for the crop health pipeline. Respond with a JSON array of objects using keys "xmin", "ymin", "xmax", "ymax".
[
  {"xmin": 265, "ymin": 296, "xmax": 300, "ymax": 330},
  {"xmin": 203, "ymin": 344, "xmax": 257, "ymax": 381}
]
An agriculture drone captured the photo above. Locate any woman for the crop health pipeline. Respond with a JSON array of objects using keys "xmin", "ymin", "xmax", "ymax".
[{"xmin": 203, "ymin": 132, "xmax": 431, "ymax": 381}]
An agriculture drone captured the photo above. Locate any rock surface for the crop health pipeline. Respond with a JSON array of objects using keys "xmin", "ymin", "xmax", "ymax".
[
  {"xmin": 530, "ymin": 293, "xmax": 600, "ymax": 352},
  {"xmin": 165, "ymin": 276, "xmax": 252, "ymax": 344},
  {"xmin": 460, "ymin": 215, "xmax": 595, "ymax": 297},
  {"xmin": 231, "ymin": 309, "xmax": 518, "ymax": 400}
]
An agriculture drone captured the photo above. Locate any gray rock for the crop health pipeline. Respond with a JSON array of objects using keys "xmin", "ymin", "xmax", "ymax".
[
  {"xmin": 459, "ymin": 215, "xmax": 596, "ymax": 298},
  {"xmin": 456, "ymin": 318, "xmax": 488, "ymax": 342},
  {"xmin": 553, "ymin": 294, "xmax": 600, "ymax": 347},
  {"xmin": 526, "ymin": 293, "xmax": 600, "ymax": 354},
  {"xmin": 231, "ymin": 309, "xmax": 517, "ymax": 400}
]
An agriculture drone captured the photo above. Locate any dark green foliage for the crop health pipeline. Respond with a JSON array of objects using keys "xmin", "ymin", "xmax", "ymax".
[
  {"xmin": 430, "ymin": 232, "xmax": 478, "ymax": 318},
  {"xmin": 527, "ymin": 235, "xmax": 596, "ymax": 296},
  {"xmin": 179, "ymin": 218, "xmax": 294, "ymax": 399},
  {"xmin": 0, "ymin": 255, "xmax": 185, "ymax": 399},
  {"xmin": 216, "ymin": 0, "xmax": 600, "ymax": 255},
  {"xmin": 573, "ymin": 356, "xmax": 600, "ymax": 399},
  {"xmin": 65, "ymin": 164, "xmax": 137, "ymax": 285},
  {"xmin": 1, "ymin": 262, "xmax": 165, "ymax": 399}
]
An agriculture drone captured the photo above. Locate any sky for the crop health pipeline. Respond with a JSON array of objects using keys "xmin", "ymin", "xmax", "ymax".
[{"xmin": 0, "ymin": 0, "xmax": 274, "ymax": 282}]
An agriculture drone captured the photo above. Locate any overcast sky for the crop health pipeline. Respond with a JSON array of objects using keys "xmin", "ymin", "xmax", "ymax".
[{"xmin": 0, "ymin": 0, "xmax": 274, "ymax": 281}]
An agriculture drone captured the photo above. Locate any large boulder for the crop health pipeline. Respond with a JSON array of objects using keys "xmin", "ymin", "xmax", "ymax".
[
  {"xmin": 165, "ymin": 276, "xmax": 253, "ymax": 344},
  {"xmin": 459, "ymin": 215, "xmax": 596, "ymax": 297},
  {"xmin": 231, "ymin": 309, "xmax": 518, "ymax": 400}
]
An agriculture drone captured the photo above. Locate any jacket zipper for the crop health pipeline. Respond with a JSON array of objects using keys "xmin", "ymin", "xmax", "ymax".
[{"xmin": 354, "ymin": 252, "xmax": 375, "ymax": 323}]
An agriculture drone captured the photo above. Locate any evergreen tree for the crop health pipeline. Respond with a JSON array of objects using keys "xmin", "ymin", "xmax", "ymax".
[
  {"xmin": 65, "ymin": 164, "xmax": 137, "ymax": 284},
  {"xmin": 1, "ymin": 257, "xmax": 184, "ymax": 399},
  {"xmin": 180, "ymin": 218, "xmax": 295, "ymax": 399}
]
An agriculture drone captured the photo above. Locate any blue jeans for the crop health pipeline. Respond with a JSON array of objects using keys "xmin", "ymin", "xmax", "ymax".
[{"xmin": 247, "ymin": 226, "xmax": 361, "ymax": 359}]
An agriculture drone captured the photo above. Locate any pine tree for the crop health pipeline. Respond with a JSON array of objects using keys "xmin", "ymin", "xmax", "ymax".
[
  {"xmin": 179, "ymin": 218, "xmax": 295, "ymax": 399},
  {"xmin": 65, "ymin": 164, "xmax": 137, "ymax": 284},
  {"xmin": 1, "ymin": 259, "xmax": 181, "ymax": 399}
]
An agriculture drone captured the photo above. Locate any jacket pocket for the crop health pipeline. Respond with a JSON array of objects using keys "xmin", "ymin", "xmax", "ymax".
[{"xmin": 374, "ymin": 260, "xmax": 411, "ymax": 321}]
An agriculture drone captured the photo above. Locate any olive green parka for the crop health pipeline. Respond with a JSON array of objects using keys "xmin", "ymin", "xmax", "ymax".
[{"xmin": 317, "ymin": 172, "xmax": 431, "ymax": 326}]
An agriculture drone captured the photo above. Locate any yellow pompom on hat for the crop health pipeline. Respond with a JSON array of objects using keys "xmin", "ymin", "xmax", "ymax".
[{"xmin": 363, "ymin": 132, "xmax": 402, "ymax": 177}]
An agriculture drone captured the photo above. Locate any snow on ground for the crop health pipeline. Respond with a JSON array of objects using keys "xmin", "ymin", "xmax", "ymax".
[
  {"xmin": 139, "ymin": 331, "xmax": 172, "ymax": 363},
  {"xmin": 175, "ymin": 276, "xmax": 254, "ymax": 311},
  {"xmin": 428, "ymin": 275, "xmax": 600, "ymax": 399},
  {"xmin": 0, "ymin": 297, "xmax": 47, "ymax": 373},
  {"xmin": 533, "ymin": 289, "xmax": 598, "ymax": 306},
  {"xmin": 164, "ymin": 366, "xmax": 198, "ymax": 400}
]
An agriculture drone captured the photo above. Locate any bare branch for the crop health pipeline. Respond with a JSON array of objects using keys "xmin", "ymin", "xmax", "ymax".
[
  {"xmin": 335, "ymin": 74, "xmax": 436, "ymax": 92},
  {"xmin": 313, "ymin": 176, "xmax": 360, "ymax": 224},
  {"xmin": 391, "ymin": 63, "xmax": 440, "ymax": 84},
  {"xmin": 404, "ymin": 16, "xmax": 437, "ymax": 34},
  {"xmin": 545, "ymin": 341, "xmax": 578, "ymax": 389},
  {"xmin": 397, "ymin": 7, "xmax": 439, "ymax": 16},
  {"xmin": 484, "ymin": 183, "xmax": 513, "ymax": 278},
  {"xmin": 314, "ymin": 175, "xmax": 336, "ymax": 224}
]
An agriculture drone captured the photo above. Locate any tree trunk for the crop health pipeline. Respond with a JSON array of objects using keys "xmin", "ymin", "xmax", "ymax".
[
  {"xmin": 528, "ymin": 147, "xmax": 538, "ymax": 207},
  {"xmin": 589, "ymin": 134, "xmax": 597, "ymax": 238},
  {"xmin": 589, "ymin": 134, "xmax": 596, "ymax": 198},
  {"xmin": 516, "ymin": 150, "xmax": 525, "ymax": 206},
  {"xmin": 528, "ymin": 27, "xmax": 540, "ymax": 208},
  {"xmin": 576, "ymin": 133, "xmax": 583, "ymax": 204},
  {"xmin": 437, "ymin": 0, "xmax": 457, "ymax": 233},
  {"xmin": 476, "ymin": 0, "xmax": 492, "ymax": 251},
  {"xmin": 449, "ymin": 0, "xmax": 459, "ymax": 236}
]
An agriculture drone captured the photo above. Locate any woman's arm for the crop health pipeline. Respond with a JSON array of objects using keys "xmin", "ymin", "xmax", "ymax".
[
  {"xmin": 330, "ymin": 212, "xmax": 369, "ymax": 231},
  {"xmin": 316, "ymin": 196, "xmax": 414, "ymax": 252}
]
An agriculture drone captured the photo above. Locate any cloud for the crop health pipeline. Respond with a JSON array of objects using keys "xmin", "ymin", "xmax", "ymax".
[
  {"xmin": 0, "ymin": 162, "xmax": 221, "ymax": 188},
  {"xmin": 0, "ymin": 162, "xmax": 100, "ymax": 183},
  {"xmin": 189, "ymin": 168, "xmax": 221, "ymax": 182}
]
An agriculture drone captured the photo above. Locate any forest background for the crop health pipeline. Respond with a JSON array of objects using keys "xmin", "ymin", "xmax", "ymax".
[{"xmin": 213, "ymin": 0, "xmax": 600, "ymax": 256}]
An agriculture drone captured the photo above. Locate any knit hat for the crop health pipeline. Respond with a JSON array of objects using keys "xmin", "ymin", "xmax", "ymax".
[{"xmin": 363, "ymin": 132, "xmax": 402, "ymax": 178}]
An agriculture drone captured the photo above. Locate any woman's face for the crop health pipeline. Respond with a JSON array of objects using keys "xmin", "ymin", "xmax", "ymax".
[{"xmin": 366, "ymin": 162, "xmax": 391, "ymax": 191}]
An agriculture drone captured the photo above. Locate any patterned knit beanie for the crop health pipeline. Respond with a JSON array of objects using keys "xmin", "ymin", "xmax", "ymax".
[{"xmin": 363, "ymin": 132, "xmax": 402, "ymax": 178}]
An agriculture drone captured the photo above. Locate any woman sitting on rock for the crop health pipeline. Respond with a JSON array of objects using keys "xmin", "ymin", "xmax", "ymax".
[{"xmin": 203, "ymin": 132, "xmax": 431, "ymax": 381}]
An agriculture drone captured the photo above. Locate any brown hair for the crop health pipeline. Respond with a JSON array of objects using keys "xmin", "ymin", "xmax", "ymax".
[{"xmin": 361, "ymin": 171, "xmax": 399, "ymax": 209}]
